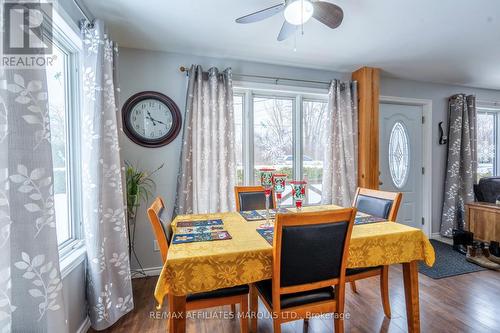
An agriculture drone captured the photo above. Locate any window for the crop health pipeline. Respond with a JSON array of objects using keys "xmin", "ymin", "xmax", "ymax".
[
  {"xmin": 388, "ymin": 121, "xmax": 410, "ymax": 188},
  {"xmin": 234, "ymin": 86, "xmax": 328, "ymax": 205},
  {"xmin": 46, "ymin": 11, "xmax": 83, "ymax": 256},
  {"xmin": 234, "ymin": 94, "xmax": 244, "ymax": 185},
  {"xmin": 302, "ymin": 100, "xmax": 328, "ymax": 204},
  {"xmin": 477, "ymin": 110, "xmax": 497, "ymax": 179}
]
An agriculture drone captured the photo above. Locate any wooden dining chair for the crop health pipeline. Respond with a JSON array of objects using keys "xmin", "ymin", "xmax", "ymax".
[
  {"xmin": 234, "ymin": 185, "xmax": 276, "ymax": 211},
  {"xmin": 147, "ymin": 197, "xmax": 249, "ymax": 333},
  {"xmin": 347, "ymin": 187, "xmax": 403, "ymax": 319},
  {"xmin": 252, "ymin": 208, "xmax": 357, "ymax": 333}
]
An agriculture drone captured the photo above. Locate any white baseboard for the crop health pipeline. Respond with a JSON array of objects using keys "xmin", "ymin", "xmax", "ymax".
[
  {"xmin": 131, "ymin": 266, "xmax": 163, "ymax": 278},
  {"xmin": 76, "ymin": 316, "xmax": 91, "ymax": 333}
]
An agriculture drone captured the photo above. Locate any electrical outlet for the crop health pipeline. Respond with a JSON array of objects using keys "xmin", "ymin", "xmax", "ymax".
[{"xmin": 154, "ymin": 240, "xmax": 159, "ymax": 252}]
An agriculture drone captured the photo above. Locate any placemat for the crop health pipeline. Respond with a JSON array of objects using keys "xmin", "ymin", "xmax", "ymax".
[
  {"xmin": 172, "ymin": 219, "xmax": 231, "ymax": 244},
  {"xmin": 256, "ymin": 227, "xmax": 274, "ymax": 245},
  {"xmin": 240, "ymin": 208, "xmax": 290, "ymax": 221}
]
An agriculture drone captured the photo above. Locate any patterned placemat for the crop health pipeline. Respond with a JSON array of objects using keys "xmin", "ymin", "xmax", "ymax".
[
  {"xmin": 172, "ymin": 219, "xmax": 231, "ymax": 244},
  {"xmin": 354, "ymin": 214, "xmax": 387, "ymax": 225},
  {"xmin": 240, "ymin": 208, "xmax": 289, "ymax": 221},
  {"xmin": 172, "ymin": 231, "xmax": 232, "ymax": 244},
  {"xmin": 256, "ymin": 228, "xmax": 274, "ymax": 245}
]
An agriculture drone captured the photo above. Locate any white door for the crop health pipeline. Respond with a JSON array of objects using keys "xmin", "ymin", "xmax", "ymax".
[{"xmin": 379, "ymin": 103, "xmax": 423, "ymax": 229}]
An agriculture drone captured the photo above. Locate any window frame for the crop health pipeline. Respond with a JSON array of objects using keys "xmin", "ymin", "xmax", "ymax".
[
  {"xmin": 234, "ymin": 82, "xmax": 328, "ymax": 205},
  {"xmin": 477, "ymin": 106, "xmax": 500, "ymax": 178},
  {"xmin": 44, "ymin": 9, "xmax": 84, "ymax": 260}
]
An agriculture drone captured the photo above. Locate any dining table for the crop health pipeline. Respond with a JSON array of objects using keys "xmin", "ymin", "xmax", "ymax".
[{"xmin": 154, "ymin": 205, "xmax": 435, "ymax": 333}]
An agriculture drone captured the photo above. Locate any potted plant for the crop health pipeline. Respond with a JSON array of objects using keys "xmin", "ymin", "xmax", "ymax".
[{"xmin": 125, "ymin": 161, "xmax": 164, "ymax": 275}]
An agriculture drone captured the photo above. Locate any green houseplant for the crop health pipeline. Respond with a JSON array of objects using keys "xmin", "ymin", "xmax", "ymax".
[{"xmin": 125, "ymin": 161, "xmax": 164, "ymax": 275}]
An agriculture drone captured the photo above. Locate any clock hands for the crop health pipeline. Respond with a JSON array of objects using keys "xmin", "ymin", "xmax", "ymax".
[
  {"xmin": 146, "ymin": 111, "xmax": 157, "ymax": 126},
  {"xmin": 146, "ymin": 111, "xmax": 169, "ymax": 127}
]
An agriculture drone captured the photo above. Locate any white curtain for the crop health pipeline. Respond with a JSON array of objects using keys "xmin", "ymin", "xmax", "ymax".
[
  {"xmin": 175, "ymin": 65, "xmax": 236, "ymax": 214},
  {"xmin": 0, "ymin": 1, "xmax": 67, "ymax": 331},
  {"xmin": 81, "ymin": 20, "xmax": 133, "ymax": 329},
  {"xmin": 321, "ymin": 80, "xmax": 358, "ymax": 207}
]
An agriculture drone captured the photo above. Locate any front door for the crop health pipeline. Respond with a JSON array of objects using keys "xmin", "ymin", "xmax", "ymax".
[{"xmin": 379, "ymin": 103, "xmax": 423, "ymax": 229}]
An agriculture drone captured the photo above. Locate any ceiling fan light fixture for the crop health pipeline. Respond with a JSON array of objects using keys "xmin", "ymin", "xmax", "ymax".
[{"xmin": 284, "ymin": 0, "xmax": 314, "ymax": 25}]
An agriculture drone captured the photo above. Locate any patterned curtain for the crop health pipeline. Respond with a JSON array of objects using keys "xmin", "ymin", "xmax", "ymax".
[
  {"xmin": 81, "ymin": 20, "xmax": 133, "ymax": 329},
  {"xmin": 321, "ymin": 80, "xmax": 358, "ymax": 207},
  {"xmin": 440, "ymin": 94, "xmax": 477, "ymax": 237},
  {"xmin": 0, "ymin": 2, "xmax": 67, "ymax": 331},
  {"xmin": 175, "ymin": 65, "xmax": 236, "ymax": 214}
]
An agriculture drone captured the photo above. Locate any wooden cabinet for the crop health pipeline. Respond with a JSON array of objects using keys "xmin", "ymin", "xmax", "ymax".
[{"xmin": 466, "ymin": 202, "xmax": 500, "ymax": 242}]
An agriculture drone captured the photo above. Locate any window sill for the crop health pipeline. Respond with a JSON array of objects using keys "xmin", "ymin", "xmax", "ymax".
[{"xmin": 60, "ymin": 243, "xmax": 86, "ymax": 279}]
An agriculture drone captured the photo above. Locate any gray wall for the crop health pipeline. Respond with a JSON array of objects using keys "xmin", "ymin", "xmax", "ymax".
[
  {"xmin": 380, "ymin": 77, "xmax": 500, "ymax": 233},
  {"xmin": 118, "ymin": 47, "xmax": 346, "ymax": 270},
  {"xmin": 119, "ymin": 47, "xmax": 500, "ymax": 270}
]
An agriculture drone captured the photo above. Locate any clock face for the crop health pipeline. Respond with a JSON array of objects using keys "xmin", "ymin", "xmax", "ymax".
[
  {"xmin": 122, "ymin": 91, "xmax": 182, "ymax": 148},
  {"xmin": 129, "ymin": 98, "xmax": 173, "ymax": 140}
]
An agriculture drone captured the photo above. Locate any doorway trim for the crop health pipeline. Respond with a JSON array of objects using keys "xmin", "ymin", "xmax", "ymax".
[{"xmin": 379, "ymin": 95, "xmax": 433, "ymax": 237}]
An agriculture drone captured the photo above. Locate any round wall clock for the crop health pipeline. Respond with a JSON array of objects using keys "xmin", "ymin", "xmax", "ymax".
[{"xmin": 122, "ymin": 91, "xmax": 182, "ymax": 148}]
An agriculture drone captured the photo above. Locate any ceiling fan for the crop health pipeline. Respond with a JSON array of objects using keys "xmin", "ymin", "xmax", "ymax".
[{"xmin": 235, "ymin": 0, "xmax": 344, "ymax": 41}]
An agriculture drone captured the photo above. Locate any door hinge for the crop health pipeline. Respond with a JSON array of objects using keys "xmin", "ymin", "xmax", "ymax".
[
  {"xmin": 421, "ymin": 217, "xmax": 425, "ymax": 225},
  {"xmin": 422, "ymin": 167, "xmax": 425, "ymax": 174},
  {"xmin": 422, "ymin": 115, "xmax": 425, "ymax": 124}
]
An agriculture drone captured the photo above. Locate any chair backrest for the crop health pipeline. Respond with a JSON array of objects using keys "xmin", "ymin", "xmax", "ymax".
[
  {"xmin": 353, "ymin": 187, "xmax": 402, "ymax": 221},
  {"xmin": 147, "ymin": 197, "xmax": 171, "ymax": 263},
  {"xmin": 234, "ymin": 186, "xmax": 276, "ymax": 211},
  {"xmin": 272, "ymin": 208, "xmax": 356, "ymax": 310}
]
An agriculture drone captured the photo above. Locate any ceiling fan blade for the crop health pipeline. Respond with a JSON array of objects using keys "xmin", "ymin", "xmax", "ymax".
[
  {"xmin": 236, "ymin": 3, "xmax": 285, "ymax": 24},
  {"xmin": 312, "ymin": 1, "xmax": 344, "ymax": 29},
  {"xmin": 277, "ymin": 21, "xmax": 297, "ymax": 41}
]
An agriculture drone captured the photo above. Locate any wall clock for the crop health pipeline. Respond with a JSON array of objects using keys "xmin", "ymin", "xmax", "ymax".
[{"xmin": 122, "ymin": 91, "xmax": 182, "ymax": 148}]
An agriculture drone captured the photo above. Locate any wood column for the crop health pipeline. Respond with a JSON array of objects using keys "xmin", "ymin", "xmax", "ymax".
[{"xmin": 352, "ymin": 67, "xmax": 380, "ymax": 189}]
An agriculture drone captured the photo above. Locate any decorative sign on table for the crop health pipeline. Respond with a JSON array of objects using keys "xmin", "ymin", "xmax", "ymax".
[
  {"xmin": 240, "ymin": 208, "xmax": 290, "ymax": 222},
  {"xmin": 172, "ymin": 219, "xmax": 232, "ymax": 244}
]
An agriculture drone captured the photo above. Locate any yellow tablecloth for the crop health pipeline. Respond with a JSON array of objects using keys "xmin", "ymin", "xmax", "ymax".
[{"xmin": 154, "ymin": 205, "xmax": 435, "ymax": 306}]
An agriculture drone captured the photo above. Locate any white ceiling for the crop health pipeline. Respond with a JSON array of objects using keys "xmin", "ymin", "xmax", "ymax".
[{"xmin": 82, "ymin": 0, "xmax": 500, "ymax": 90}]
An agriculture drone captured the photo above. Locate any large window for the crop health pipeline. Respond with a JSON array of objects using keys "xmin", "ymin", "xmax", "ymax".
[
  {"xmin": 46, "ymin": 12, "xmax": 83, "ymax": 255},
  {"xmin": 477, "ymin": 110, "xmax": 497, "ymax": 179},
  {"xmin": 234, "ymin": 86, "xmax": 328, "ymax": 205}
]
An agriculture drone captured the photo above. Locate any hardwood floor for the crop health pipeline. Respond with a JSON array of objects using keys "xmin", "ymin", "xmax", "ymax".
[{"xmin": 90, "ymin": 266, "xmax": 500, "ymax": 333}]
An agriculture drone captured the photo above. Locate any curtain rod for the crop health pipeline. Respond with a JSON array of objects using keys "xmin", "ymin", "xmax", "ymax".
[
  {"xmin": 179, "ymin": 66, "xmax": 331, "ymax": 86},
  {"xmin": 73, "ymin": 0, "xmax": 95, "ymax": 24},
  {"xmin": 477, "ymin": 98, "xmax": 500, "ymax": 107}
]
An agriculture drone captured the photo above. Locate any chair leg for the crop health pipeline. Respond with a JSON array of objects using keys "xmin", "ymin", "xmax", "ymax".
[
  {"xmin": 239, "ymin": 295, "xmax": 249, "ymax": 333},
  {"xmin": 350, "ymin": 281, "xmax": 357, "ymax": 293},
  {"xmin": 380, "ymin": 265, "xmax": 391, "ymax": 318},
  {"xmin": 273, "ymin": 320, "xmax": 281, "ymax": 333},
  {"xmin": 334, "ymin": 317, "xmax": 344, "ymax": 333},
  {"xmin": 231, "ymin": 304, "xmax": 237, "ymax": 314},
  {"xmin": 250, "ymin": 284, "xmax": 258, "ymax": 333}
]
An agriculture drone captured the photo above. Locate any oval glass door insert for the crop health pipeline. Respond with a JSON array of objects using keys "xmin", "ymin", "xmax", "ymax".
[{"xmin": 388, "ymin": 121, "xmax": 410, "ymax": 188}]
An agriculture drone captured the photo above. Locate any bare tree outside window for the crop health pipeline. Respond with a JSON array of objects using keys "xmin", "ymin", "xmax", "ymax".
[
  {"xmin": 303, "ymin": 100, "xmax": 328, "ymax": 204},
  {"xmin": 47, "ymin": 44, "xmax": 70, "ymax": 244},
  {"xmin": 254, "ymin": 97, "xmax": 293, "ymax": 205},
  {"xmin": 233, "ymin": 91, "xmax": 329, "ymax": 206},
  {"xmin": 477, "ymin": 112, "xmax": 496, "ymax": 180}
]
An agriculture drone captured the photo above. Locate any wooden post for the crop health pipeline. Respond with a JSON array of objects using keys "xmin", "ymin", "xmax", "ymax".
[{"xmin": 352, "ymin": 67, "xmax": 380, "ymax": 189}]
